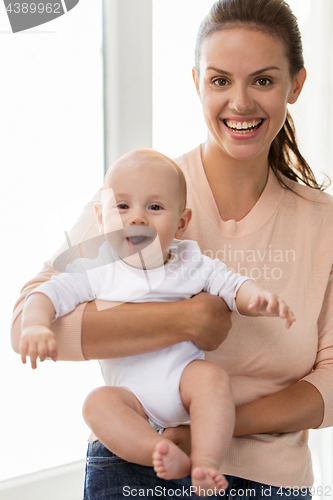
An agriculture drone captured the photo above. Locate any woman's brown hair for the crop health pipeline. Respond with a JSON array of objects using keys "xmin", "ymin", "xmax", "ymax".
[{"xmin": 195, "ymin": 0, "xmax": 329, "ymax": 191}]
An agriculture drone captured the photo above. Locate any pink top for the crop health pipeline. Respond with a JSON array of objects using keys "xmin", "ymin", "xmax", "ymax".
[{"xmin": 11, "ymin": 145, "xmax": 333, "ymax": 487}]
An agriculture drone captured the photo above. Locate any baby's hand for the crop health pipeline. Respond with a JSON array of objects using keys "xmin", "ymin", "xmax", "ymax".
[
  {"xmin": 248, "ymin": 292, "xmax": 296, "ymax": 328},
  {"xmin": 20, "ymin": 326, "xmax": 58, "ymax": 369}
]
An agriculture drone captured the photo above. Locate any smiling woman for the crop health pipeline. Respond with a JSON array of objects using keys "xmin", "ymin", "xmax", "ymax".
[
  {"xmin": 193, "ymin": 28, "xmax": 306, "ymax": 192},
  {"xmin": 152, "ymin": 0, "xmax": 333, "ymax": 188},
  {"xmin": 7, "ymin": 0, "xmax": 333, "ymax": 498}
]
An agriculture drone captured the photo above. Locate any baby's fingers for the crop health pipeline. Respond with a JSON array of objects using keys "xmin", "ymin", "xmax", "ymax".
[
  {"xmin": 28, "ymin": 342, "xmax": 38, "ymax": 370},
  {"xmin": 266, "ymin": 294, "xmax": 279, "ymax": 314},
  {"xmin": 285, "ymin": 309, "xmax": 296, "ymax": 328},
  {"xmin": 248, "ymin": 295, "xmax": 262, "ymax": 310},
  {"xmin": 47, "ymin": 338, "xmax": 58, "ymax": 362},
  {"xmin": 276, "ymin": 299, "xmax": 296, "ymax": 328},
  {"xmin": 20, "ymin": 338, "xmax": 28, "ymax": 365},
  {"xmin": 38, "ymin": 340, "xmax": 48, "ymax": 362},
  {"xmin": 277, "ymin": 299, "xmax": 288, "ymax": 318}
]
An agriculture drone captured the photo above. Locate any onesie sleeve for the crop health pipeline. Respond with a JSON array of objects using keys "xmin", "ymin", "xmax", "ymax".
[
  {"xmin": 301, "ymin": 266, "xmax": 333, "ymax": 429},
  {"xmin": 27, "ymin": 264, "xmax": 95, "ymax": 320},
  {"xmin": 10, "ymin": 188, "xmax": 101, "ymax": 361},
  {"xmin": 204, "ymin": 259, "xmax": 252, "ymax": 314}
]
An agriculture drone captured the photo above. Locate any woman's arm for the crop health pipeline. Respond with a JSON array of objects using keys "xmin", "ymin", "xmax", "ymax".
[
  {"xmin": 169, "ymin": 269, "xmax": 333, "ymax": 444},
  {"xmin": 164, "ymin": 380, "xmax": 324, "ymax": 453},
  {"xmin": 12, "ymin": 287, "xmax": 232, "ymax": 360},
  {"xmin": 234, "ymin": 380, "xmax": 324, "ymax": 436},
  {"xmin": 82, "ymin": 292, "xmax": 232, "ymax": 359}
]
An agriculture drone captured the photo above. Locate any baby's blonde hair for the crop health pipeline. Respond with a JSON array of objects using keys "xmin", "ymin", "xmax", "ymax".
[{"xmin": 104, "ymin": 149, "xmax": 187, "ymax": 212}]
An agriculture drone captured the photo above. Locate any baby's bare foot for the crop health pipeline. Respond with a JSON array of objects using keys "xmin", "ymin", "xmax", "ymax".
[
  {"xmin": 191, "ymin": 465, "xmax": 228, "ymax": 497},
  {"xmin": 152, "ymin": 441, "xmax": 191, "ymax": 480}
]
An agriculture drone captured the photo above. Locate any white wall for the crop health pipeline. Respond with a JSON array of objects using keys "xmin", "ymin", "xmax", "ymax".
[{"xmin": 0, "ymin": 0, "xmax": 104, "ymax": 482}]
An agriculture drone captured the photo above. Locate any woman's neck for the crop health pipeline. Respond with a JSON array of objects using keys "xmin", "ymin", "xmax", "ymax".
[{"xmin": 201, "ymin": 142, "xmax": 269, "ymax": 222}]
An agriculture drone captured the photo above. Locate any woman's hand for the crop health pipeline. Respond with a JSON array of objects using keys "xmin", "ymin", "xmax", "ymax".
[{"xmin": 187, "ymin": 293, "xmax": 232, "ymax": 351}]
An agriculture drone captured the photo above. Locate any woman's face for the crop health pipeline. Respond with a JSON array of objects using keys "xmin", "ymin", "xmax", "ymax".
[{"xmin": 194, "ymin": 27, "xmax": 306, "ymax": 164}]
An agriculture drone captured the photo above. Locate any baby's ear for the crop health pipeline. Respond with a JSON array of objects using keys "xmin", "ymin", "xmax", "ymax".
[
  {"xmin": 175, "ymin": 208, "xmax": 192, "ymax": 238},
  {"xmin": 94, "ymin": 202, "xmax": 104, "ymax": 234}
]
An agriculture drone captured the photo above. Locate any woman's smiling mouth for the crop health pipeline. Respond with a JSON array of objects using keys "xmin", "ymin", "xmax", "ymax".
[{"xmin": 223, "ymin": 118, "xmax": 264, "ymax": 134}]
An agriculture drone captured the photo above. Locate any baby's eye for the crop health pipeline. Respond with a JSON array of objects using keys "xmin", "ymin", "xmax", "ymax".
[
  {"xmin": 117, "ymin": 204, "xmax": 129, "ymax": 210},
  {"xmin": 212, "ymin": 78, "xmax": 229, "ymax": 87},
  {"xmin": 255, "ymin": 78, "xmax": 271, "ymax": 87},
  {"xmin": 149, "ymin": 204, "xmax": 162, "ymax": 211}
]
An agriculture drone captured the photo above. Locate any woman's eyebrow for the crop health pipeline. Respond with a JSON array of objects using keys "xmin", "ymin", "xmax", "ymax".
[
  {"xmin": 250, "ymin": 66, "xmax": 281, "ymax": 76},
  {"xmin": 206, "ymin": 66, "xmax": 281, "ymax": 76}
]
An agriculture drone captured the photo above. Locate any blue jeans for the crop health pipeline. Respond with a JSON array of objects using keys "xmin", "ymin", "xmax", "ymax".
[{"xmin": 83, "ymin": 441, "xmax": 312, "ymax": 500}]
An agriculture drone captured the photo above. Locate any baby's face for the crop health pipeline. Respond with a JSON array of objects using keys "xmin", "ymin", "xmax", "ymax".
[{"xmin": 97, "ymin": 154, "xmax": 186, "ymax": 267}]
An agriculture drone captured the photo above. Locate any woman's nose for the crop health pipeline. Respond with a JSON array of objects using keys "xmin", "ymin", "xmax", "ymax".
[{"xmin": 229, "ymin": 84, "xmax": 255, "ymax": 114}]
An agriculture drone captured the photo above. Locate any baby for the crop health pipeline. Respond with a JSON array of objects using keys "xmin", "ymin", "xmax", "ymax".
[{"xmin": 20, "ymin": 150, "xmax": 295, "ymax": 496}]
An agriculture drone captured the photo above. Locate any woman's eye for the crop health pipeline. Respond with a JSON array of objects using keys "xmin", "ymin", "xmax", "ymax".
[
  {"xmin": 255, "ymin": 78, "xmax": 271, "ymax": 87},
  {"xmin": 149, "ymin": 204, "xmax": 162, "ymax": 211},
  {"xmin": 212, "ymin": 78, "xmax": 229, "ymax": 87}
]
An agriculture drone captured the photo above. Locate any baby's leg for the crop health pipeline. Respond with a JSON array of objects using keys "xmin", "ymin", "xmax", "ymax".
[
  {"xmin": 83, "ymin": 386, "xmax": 190, "ymax": 473},
  {"xmin": 154, "ymin": 360, "xmax": 234, "ymax": 496}
]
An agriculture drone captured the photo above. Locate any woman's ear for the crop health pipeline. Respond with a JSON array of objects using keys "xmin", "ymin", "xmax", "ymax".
[
  {"xmin": 94, "ymin": 202, "xmax": 104, "ymax": 234},
  {"xmin": 175, "ymin": 208, "xmax": 192, "ymax": 239},
  {"xmin": 192, "ymin": 68, "xmax": 201, "ymax": 99},
  {"xmin": 288, "ymin": 67, "xmax": 307, "ymax": 105}
]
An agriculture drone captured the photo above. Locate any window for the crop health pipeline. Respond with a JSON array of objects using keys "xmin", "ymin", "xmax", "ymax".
[{"xmin": 1, "ymin": 0, "xmax": 104, "ymax": 481}]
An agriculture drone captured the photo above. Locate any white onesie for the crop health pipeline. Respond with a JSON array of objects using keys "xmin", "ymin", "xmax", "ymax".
[{"xmin": 31, "ymin": 239, "xmax": 249, "ymax": 428}]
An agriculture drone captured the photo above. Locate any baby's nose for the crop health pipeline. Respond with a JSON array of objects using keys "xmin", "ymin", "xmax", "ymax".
[{"xmin": 128, "ymin": 211, "xmax": 148, "ymax": 225}]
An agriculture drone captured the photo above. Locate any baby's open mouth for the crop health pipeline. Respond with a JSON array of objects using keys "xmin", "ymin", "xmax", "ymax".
[
  {"xmin": 223, "ymin": 118, "xmax": 264, "ymax": 133},
  {"xmin": 126, "ymin": 235, "xmax": 149, "ymax": 245}
]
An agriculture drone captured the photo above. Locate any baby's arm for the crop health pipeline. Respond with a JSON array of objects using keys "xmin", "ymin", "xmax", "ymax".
[
  {"xmin": 20, "ymin": 293, "xmax": 57, "ymax": 369},
  {"xmin": 235, "ymin": 280, "xmax": 296, "ymax": 328}
]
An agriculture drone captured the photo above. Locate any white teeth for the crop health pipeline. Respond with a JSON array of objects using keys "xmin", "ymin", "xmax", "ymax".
[{"xmin": 225, "ymin": 119, "xmax": 263, "ymax": 131}]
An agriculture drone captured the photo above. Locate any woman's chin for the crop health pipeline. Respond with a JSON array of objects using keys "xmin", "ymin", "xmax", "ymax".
[{"xmin": 220, "ymin": 140, "xmax": 270, "ymax": 164}]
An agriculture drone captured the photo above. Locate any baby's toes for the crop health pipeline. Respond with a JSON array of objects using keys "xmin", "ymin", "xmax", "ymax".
[{"xmin": 209, "ymin": 470, "xmax": 228, "ymax": 490}]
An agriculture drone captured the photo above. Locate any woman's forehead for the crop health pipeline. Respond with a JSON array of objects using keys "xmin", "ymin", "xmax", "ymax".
[{"xmin": 200, "ymin": 27, "xmax": 287, "ymax": 72}]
